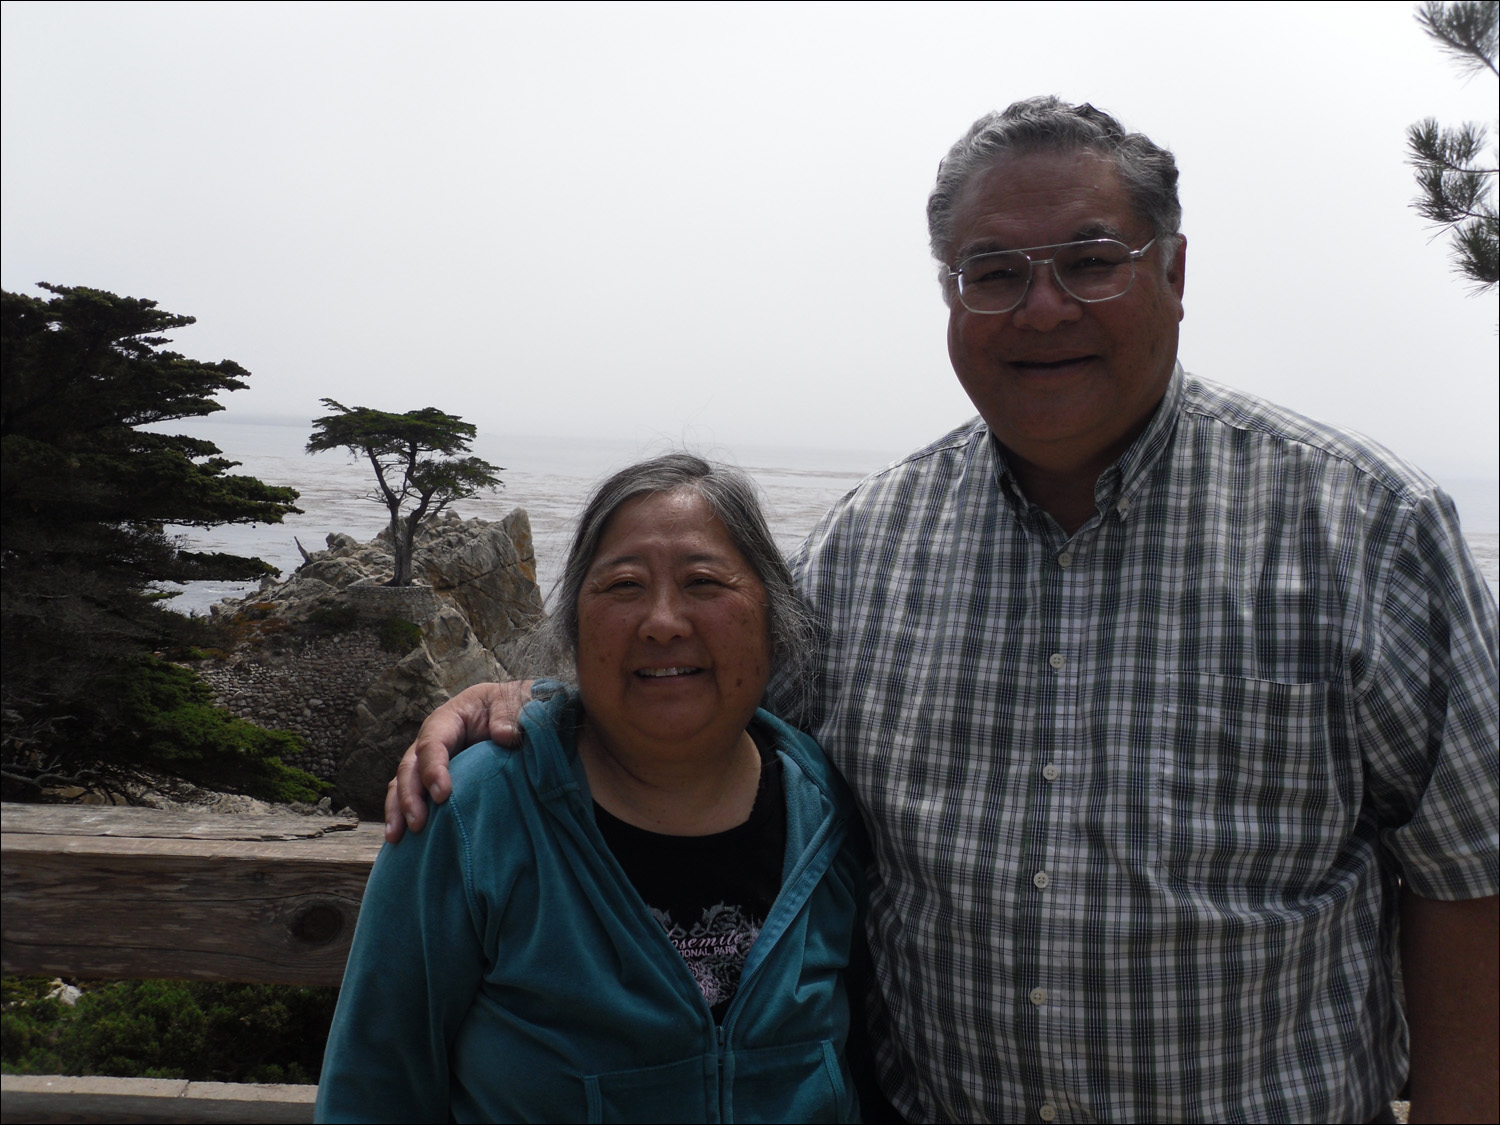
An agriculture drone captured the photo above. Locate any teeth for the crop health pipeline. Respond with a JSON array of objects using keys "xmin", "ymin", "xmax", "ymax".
[{"xmin": 638, "ymin": 667, "xmax": 697, "ymax": 677}]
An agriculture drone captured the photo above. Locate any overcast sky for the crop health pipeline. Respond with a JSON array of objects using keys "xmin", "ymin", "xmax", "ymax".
[{"xmin": 3, "ymin": 1, "xmax": 1497, "ymax": 477}]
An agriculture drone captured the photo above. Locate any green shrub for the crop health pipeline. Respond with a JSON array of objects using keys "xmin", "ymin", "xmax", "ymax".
[
  {"xmin": 378, "ymin": 616, "xmax": 423, "ymax": 655},
  {"xmin": 1, "ymin": 981, "xmax": 66, "ymax": 1074},
  {"xmin": 111, "ymin": 658, "xmax": 327, "ymax": 803},
  {"xmin": 63, "ymin": 980, "xmax": 206, "ymax": 1078},
  {"xmin": 1, "ymin": 978, "xmax": 338, "ymax": 1083},
  {"xmin": 307, "ymin": 603, "xmax": 360, "ymax": 632}
]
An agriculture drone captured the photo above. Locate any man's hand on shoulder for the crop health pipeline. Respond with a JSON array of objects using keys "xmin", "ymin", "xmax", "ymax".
[{"xmin": 384, "ymin": 680, "xmax": 535, "ymax": 843}]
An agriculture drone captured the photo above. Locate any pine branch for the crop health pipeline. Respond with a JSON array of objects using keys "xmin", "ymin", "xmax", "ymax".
[
  {"xmin": 1407, "ymin": 3, "xmax": 1499, "ymax": 291},
  {"xmin": 1417, "ymin": 0, "xmax": 1500, "ymax": 77}
]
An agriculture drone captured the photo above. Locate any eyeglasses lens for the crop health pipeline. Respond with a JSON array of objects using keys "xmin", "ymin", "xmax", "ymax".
[{"xmin": 957, "ymin": 240, "xmax": 1137, "ymax": 312}]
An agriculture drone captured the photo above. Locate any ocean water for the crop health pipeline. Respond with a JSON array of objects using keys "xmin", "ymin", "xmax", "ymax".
[
  {"xmin": 156, "ymin": 420, "xmax": 1499, "ymax": 615},
  {"xmin": 156, "ymin": 421, "xmax": 900, "ymax": 614}
]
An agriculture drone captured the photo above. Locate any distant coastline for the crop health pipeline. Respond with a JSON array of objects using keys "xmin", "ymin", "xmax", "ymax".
[{"xmin": 153, "ymin": 420, "xmax": 1500, "ymax": 615}]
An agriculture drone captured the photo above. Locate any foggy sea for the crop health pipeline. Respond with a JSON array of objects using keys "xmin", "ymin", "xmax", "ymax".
[
  {"xmin": 161, "ymin": 422, "xmax": 906, "ymax": 615},
  {"xmin": 160, "ymin": 421, "xmax": 1500, "ymax": 616}
]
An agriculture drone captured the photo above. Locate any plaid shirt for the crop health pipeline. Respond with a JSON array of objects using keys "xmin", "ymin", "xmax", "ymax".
[{"xmin": 787, "ymin": 368, "xmax": 1499, "ymax": 1124}]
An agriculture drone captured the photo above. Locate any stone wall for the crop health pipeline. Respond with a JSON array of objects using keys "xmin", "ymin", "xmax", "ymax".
[
  {"xmin": 196, "ymin": 631, "xmax": 395, "ymax": 780},
  {"xmin": 347, "ymin": 583, "xmax": 443, "ymax": 624}
]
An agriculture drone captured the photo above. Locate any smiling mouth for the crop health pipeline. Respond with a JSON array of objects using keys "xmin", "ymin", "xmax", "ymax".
[
  {"xmin": 1013, "ymin": 356, "xmax": 1094, "ymax": 372},
  {"xmin": 636, "ymin": 667, "xmax": 702, "ymax": 678}
]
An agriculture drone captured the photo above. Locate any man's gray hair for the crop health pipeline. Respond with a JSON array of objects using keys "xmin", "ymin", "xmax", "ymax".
[
  {"xmin": 928, "ymin": 96, "xmax": 1183, "ymax": 280},
  {"xmin": 538, "ymin": 452, "xmax": 815, "ymax": 713}
]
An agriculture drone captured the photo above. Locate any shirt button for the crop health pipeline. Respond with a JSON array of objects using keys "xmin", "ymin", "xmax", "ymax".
[
  {"xmin": 1057, "ymin": 551, "xmax": 1073, "ymax": 568},
  {"xmin": 1032, "ymin": 871, "xmax": 1050, "ymax": 889},
  {"xmin": 1117, "ymin": 498, "xmax": 1130, "ymax": 515},
  {"xmin": 1048, "ymin": 653, "xmax": 1066, "ymax": 670},
  {"xmin": 1029, "ymin": 987, "xmax": 1047, "ymax": 1006},
  {"xmin": 1042, "ymin": 763, "xmax": 1060, "ymax": 781},
  {"xmin": 1040, "ymin": 1105, "xmax": 1058, "ymax": 1122}
]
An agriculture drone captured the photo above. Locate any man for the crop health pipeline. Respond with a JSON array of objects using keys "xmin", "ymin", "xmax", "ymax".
[{"xmin": 388, "ymin": 98, "xmax": 1498, "ymax": 1123}]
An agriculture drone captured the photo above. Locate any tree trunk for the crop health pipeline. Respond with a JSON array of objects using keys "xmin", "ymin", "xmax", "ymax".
[{"xmin": 388, "ymin": 515, "xmax": 412, "ymax": 587}]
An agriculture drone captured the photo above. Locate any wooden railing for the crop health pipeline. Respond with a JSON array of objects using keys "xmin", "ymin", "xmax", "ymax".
[
  {"xmin": 1, "ymin": 802, "xmax": 386, "ymax": 1123},
  {"xmin": 3, "ymin": 802, "xmax": 1417, "ymax": 1124}
]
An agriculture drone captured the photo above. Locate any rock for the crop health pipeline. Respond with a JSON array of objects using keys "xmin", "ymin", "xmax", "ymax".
[
  {"xmin": 334, "ymin": 606, "xmax": 504, "ymax": 818},
  {"xmin": 186, "ymin": 509, "xmax": 545, "ymax": 817},
  {"xmin": 46, "ymin": 980, "xmax": 82, "ymax": 1007},
  {"xmin": 411, "ymin": 512, "xmax": 545, "ymax": 657},
  {"xmin": 295, "ymin": 557, "xmax": 369, "ymax": 590}
]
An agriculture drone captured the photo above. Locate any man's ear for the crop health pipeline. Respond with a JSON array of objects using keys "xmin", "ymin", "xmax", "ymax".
[{"xmin": 1169, "ymin": 235, "xmax": 1187, "ymax": 319}]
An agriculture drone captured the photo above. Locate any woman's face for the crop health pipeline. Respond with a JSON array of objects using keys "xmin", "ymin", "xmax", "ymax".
[{"xmin": 575, "ymin": 488, "xmax": 771, "ymax": 759}]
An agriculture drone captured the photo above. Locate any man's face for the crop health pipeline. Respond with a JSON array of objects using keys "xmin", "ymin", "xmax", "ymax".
[{"xmin": 944, "ymin": 149, "xmax": 1186, "ymax": 478}]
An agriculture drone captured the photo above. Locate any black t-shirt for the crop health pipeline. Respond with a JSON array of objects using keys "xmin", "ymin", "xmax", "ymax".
[{"xmin": 593, "ymin": 729, "xmax": 787, "ymax": 1021}]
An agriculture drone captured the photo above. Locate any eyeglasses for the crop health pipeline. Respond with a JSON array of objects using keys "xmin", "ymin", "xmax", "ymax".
[{"xmin": 948, "ymin": 237, "xmax": 1157, "ymax": 314}]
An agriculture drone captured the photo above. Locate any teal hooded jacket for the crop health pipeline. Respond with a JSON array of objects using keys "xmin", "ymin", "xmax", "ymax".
[{"xmin": 316, "ymin": 685, "xmax": 864, "ymax": 1123}]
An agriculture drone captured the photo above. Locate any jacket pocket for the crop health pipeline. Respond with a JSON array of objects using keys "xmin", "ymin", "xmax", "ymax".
[
  {"xmin": 583, "ymin": 1056, "xmax": 713, "ymax": 1123},
  {"xmin": 725, "ymin": 1039, "xmax": 854, "ymax": 1123}
]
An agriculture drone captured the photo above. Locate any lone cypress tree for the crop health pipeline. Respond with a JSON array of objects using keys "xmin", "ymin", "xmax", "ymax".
[
  {"xmin": 307, "ymin": 401, "xmax": 503, "ymax": 587},
  {"xmin": 1406, "ymin": 0, "xmax": 1498, "ymax": 290}
]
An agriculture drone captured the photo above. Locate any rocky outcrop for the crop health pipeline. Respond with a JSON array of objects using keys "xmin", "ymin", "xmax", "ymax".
[
  {"xmin": 241, "ymin": 511, "xmax": 545, "ymax": 648},
  {"xmin": 335, "ymin": 605, "xmax": 504, "ymax": 818},
  {"xmin": 201, "ymin": 510, "xmax": 545, "ymax": 819},
  {"xmin": 417, "ymin": 509, "xmax": 543, "ymax": 664}
]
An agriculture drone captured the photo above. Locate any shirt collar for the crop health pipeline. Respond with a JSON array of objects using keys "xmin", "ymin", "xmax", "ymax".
[
  {"xmin": 985, "ymin": 361, "xmax": 1185, "ymax": 521},
  {"xmin": 1103, "ymin": 361, "xmax": 1183, "ymax": 507}
]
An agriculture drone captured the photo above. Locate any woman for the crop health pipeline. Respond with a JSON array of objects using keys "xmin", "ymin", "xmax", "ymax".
[{"xmin": 316, "ymin": 454, "xmax": 864, "ymax": 1123}]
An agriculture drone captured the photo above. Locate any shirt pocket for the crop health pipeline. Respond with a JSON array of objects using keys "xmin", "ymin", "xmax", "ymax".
[{"xmin": 1157, "ymin": 672, "xmax": 1356, "ymax": 893}]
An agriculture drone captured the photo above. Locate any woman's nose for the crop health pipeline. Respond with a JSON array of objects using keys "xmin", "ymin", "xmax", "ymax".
[{"xmin": 639, "ymin": 586, "xmax": 691, "ymax": 641}]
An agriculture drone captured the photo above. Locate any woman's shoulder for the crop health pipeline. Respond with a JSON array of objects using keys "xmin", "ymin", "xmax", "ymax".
[
  {"xmin": 413, "ymin": 738, "xmax": 555, "ymax": 892},
  {"xmin": 416, "ymin": 741, "xmax": 527, "ymax": 853},
  {"xmin": 442, "ymin": 683, "xmax": 582, "ymax": 820},
  {"xmin": 447, "ymin": 739, "xmax": 521, "ymax": 792}
]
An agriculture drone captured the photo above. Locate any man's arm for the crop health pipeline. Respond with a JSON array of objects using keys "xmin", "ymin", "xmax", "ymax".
[
  {"xmin": 384, "ymin": 680, "xmax": 533, "ymax": 843},
  {"xmin": 1400, "ymin": 888, "xmax": 1499, "ymax": 1124}
]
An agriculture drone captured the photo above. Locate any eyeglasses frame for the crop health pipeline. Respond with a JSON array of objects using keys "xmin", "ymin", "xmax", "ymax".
[{"xmin": 948, "ymin": 236, "xmax": 1159, "ymax": 315}]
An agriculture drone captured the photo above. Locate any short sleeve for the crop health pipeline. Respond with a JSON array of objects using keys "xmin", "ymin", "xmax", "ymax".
[{"xmin": 1359, "ymin": 488, "xmax": 1499, "ymax": 900}]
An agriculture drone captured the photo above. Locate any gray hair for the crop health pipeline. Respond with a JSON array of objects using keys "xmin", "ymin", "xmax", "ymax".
[
  {"xmin": 928, "ymin": 96, "xmax": 1183, "ymax": 292},
  {"xmin": 536, "ymin": 452, "xmax": 815, "ymax": 715}
]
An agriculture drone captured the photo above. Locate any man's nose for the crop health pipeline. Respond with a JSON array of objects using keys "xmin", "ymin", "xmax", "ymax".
[
  {"xmin": 639, "ymin": 586, "xmax": 691, "ymax": 641},
  {"xmin": 1011, "ymin": 261, "xmax": 1083, "ymax": 330}
]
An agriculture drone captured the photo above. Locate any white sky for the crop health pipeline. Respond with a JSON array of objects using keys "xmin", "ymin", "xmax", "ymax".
[{"xmin": 3, "ymin": 0, "xmax": 1497, "ymax": 477}]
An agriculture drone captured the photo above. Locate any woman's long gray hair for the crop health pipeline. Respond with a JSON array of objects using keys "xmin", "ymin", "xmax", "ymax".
[{"xmin": 529, "ymin": 453, "xmax": 816, "ymax": 717}]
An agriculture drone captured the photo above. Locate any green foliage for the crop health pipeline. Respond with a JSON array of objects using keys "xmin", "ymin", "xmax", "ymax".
[
  {"xmin": 1, "ymin": 284, "xmax": 302, "ymax": 785},
  {"xmin": 1, "ymin": 978, "xmax": 337, "ymax": 1083},
  {"xmin": 1, "ymin": 979, "xmax": 65, "ymax": 1074},
  {"xmin": 64, "ymin": 981, "xmax": 207, "ymax": 1078},
  {"xmin": 377, "ymin": 616, "xmax": 424, "ymax": 655},
  {"xmin": 1407, "ymin": 1, "xmax": 1499, "ymax": 290},
  {"xmin": 307, "ymin": 399, "xmax": 502, "ymax": 586},
  {"xmin": 109, "ymin": 658, "xmax": 327, "ymax": 803},
  {"xmin": 307, "ymin": 603, "xmax": 361, "ymax": 632}
]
